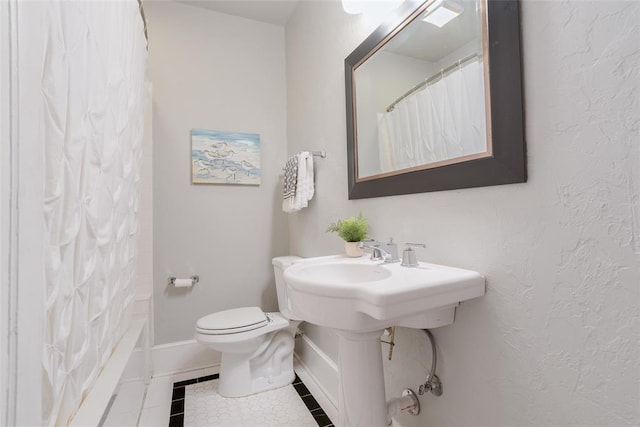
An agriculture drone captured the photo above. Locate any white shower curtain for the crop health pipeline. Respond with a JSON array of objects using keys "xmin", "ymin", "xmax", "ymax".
[
  {"xmin": 378, "ymin": 59, "xmax": 487, "ymax": 173},
  {"xmin": 41, "ymin": 2, "xmax": 147, "ymax": 425}
]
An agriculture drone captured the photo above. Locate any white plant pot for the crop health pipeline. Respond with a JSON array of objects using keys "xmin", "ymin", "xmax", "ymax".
[{"xmin": 344, "ymin": 241, "xmax": 364, "ymax": 257}]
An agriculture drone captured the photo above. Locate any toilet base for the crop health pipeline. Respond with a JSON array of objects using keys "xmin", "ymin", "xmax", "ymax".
[
  {"xmin": 218, "ymin": 357, "xmax": 295, "ymax": 398},
  {"xmin": 217, "ymin": 325, "xmax": 297, "ymax": 397}
]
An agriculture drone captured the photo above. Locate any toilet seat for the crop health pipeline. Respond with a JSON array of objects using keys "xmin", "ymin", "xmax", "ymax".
[{"xmin": 196, "ymin": 307, "xmax": 269, "ymax": 335}]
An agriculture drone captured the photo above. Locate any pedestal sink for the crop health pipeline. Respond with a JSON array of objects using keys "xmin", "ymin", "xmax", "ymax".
[{"xmin": 284, "ymin": 255, "xmax": 485, "ymax": 427}]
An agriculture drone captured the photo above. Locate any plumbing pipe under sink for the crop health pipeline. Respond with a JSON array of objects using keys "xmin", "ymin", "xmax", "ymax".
[{"xmin": 387, "ymin": 389, "xmax": 420, "ymax": 425}]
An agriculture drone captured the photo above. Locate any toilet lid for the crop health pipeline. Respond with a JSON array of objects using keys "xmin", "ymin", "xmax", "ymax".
[{"xmin": 196, "ymin": 307, "xmax": 269, "ymax": 335}]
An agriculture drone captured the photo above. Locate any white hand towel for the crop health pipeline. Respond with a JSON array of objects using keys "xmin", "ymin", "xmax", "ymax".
[
  {"xmin": 282, "ymin": 152, "xmax": 315, "ymax": 213},
  {"xmin": 293, "ymin": 152, "xmax": 314, "ymax": 210}
]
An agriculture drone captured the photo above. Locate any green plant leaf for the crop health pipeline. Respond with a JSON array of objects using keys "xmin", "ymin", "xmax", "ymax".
[{"xmin": 326, "ymin": 213, "xmax": 369, "ymax": 242}]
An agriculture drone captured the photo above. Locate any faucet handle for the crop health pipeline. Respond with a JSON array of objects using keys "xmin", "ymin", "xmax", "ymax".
[{"xmin": 401, "ymin": 243, "xmax": 426, "ymax": 267}]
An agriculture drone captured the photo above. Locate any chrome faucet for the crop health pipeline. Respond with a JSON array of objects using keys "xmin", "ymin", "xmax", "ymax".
[{"xmin": 359, "ymin": 238, "xmax": 400, "ymax": 263}]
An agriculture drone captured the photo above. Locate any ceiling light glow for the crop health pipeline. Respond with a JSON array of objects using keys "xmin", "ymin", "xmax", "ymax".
[{"xmin": 422, "ymin": 0, "xmax": 464, "ymax": 28}]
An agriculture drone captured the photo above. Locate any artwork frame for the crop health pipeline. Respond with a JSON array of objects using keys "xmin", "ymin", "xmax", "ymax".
[{"xmin": 191, "ymin": 129, "xmax": 261, "ymax": 186}]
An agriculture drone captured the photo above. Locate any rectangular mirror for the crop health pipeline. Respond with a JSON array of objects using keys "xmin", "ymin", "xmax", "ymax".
[{"xmin": 345, "ymin": 0, "xmax": 525, "ymax": 199}]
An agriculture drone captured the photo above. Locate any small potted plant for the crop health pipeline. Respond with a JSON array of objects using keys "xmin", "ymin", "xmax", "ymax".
[{"xmin": 326, "ymin": 213, "xmax": 369, "ymax": 257}]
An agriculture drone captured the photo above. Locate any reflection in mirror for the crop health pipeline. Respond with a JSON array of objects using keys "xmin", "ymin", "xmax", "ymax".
[{"xmin": 355, "ymin": 0, "xmax": 489, "ymax": 180}]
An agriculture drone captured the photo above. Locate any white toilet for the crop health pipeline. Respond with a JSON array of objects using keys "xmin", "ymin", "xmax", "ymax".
[{"xmin": 194, "ymin": 256, "xmax": 302, "ymax": 397}]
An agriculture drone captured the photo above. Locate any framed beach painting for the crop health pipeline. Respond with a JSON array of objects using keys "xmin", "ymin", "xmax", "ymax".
[{"xmin": 191, "ymin": 129, "xmax": 261, "ymax": 185}]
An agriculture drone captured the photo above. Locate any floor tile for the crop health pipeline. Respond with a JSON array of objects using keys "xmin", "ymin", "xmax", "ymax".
[
  {"xmin": 172, "ymin": 386, "xmax": 185, "ymax": 400},
  {"xmin": 169, "ymin": 413, "xmax": 185, "ymax": 427},
  {"xmin": 172, "ymin": 373, "xmax": 333, "ymax": 427},
  {"xmin": 301, "ymin": 394, "xmax": 321, "ymax": 411},
  {"xmin": 197, "ymin": 374, "xmax": 218, "ymax": 382},
  {"xmin": 293, "ymin": 381, "xmax": 310, "ymax": 397},
  {"xmin": 170, "ymin": 398, "xmax": 185, "ymax": 415},
  {"xmin": 174, "ymin": 378, "xmax": 198, "ymax": 388},
  {"xmin": 311, "ymin": 412, "xmax": 334, "ymax": 427}
]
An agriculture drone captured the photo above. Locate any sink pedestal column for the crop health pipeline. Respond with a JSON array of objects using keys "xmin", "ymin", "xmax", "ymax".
[{"xmin": 335, "ymin": 329, "xmax": 387, "ymax": 427}]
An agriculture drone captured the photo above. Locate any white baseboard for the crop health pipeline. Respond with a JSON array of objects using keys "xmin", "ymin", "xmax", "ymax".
[
  {"xmin": 294, "ymin": 334, "xmax": 339, "ymax": 410},
  {"xmin": 122, "ymin": 332, "xmax": 339, "ymax": 400},
  {"xmin": 122, "ymin": 339, "xmax": 220, "ymax": 381},
  {"xmin": 293, "ymin": 356, "xmax": 339, "ymax": 424}
]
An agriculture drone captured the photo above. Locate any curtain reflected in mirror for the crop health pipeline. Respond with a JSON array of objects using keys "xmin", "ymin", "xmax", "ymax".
[{"xmin": 353, "ymin": 0, "xmax": 490, "ymax": 181}]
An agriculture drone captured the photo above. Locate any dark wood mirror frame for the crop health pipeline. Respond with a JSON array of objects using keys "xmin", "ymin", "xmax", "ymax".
[{"xmin": 345, "ymin": 0, "xmax": 525, "ymax": 199}]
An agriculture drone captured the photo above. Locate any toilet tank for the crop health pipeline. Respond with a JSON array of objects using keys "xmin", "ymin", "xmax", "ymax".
[{"xmin": 272, "ymin": 256, "xmax": 302, "ymax": 320}]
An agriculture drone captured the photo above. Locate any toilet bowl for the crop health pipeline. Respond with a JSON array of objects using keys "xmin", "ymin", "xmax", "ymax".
[{"xmin": 194, "ymin": 256, "xmax": 302, "ymax": 397}]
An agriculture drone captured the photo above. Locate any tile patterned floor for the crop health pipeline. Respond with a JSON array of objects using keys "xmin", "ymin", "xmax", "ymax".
[{"xmin": 169, "ymin": 374, "xmax": 334, "ymax": 427}]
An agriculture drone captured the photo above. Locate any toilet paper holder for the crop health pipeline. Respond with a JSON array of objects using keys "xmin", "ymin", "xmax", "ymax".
[{"xmin": 169, "ymin": 275, "xmax": 199, "ymax": 286}]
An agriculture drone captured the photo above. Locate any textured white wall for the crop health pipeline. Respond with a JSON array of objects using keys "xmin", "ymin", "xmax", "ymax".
[
  {"xmin": 146, "ymin": 2, "xmax": 289, "ymax": 345},
  {"xmin": 286, "ymin": 1, "xmax": 639, "ymax": 425}
]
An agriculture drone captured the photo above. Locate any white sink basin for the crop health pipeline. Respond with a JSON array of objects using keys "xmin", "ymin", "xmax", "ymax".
[
  {"xmin": 284, "ymin": 255, "xmax": 485, "ymax": 332},
  {"xmin": 284, "ymin": 254, "xmax": 485, "ymax": 427},
  {"xmin": 292, "ymin": 262, "xmax": 392, "ymax": 285}
]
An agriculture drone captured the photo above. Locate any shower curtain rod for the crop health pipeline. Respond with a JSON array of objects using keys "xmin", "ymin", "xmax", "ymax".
[{"xmin": 386, "ymin": 53, "xmax": 482, "ymax": 112}]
